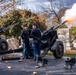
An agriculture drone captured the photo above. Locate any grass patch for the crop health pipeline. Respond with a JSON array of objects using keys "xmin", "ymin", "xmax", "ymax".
[
  {"xmin": 47, "ymin": 51, "xmax": 76, "ymax": 57},
  {"xmin": 47, "ymin": 51, "xmax": 53, "ymax": 55},
  {"xmin": 64, "ymin": 52, "xmax": 76, "ymax": 57}
]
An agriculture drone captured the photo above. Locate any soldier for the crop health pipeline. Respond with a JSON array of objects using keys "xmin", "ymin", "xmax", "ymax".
[
  {"xmin": 21, "ymin": 25, "xmax": 30, "ymax": 59},
  {"xmin": 30, "ymin": 24, "xmax": 41, "ymax": 60}
]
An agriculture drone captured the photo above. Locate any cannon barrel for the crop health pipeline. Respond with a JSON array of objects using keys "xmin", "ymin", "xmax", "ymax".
[
  {"xmin": 53, "ymin": 21, "xmax": 67, "ymax": 30},
  {"xmin": 43, "ymin": 21, "xmax": 66, "ymax": 34},
  {"xmin": 0, "ymin": 22, "xmax": 19, "ymax": 33}
]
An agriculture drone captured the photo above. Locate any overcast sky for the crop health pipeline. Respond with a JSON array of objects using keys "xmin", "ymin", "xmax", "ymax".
[
  {"xmin": 0, "ymin": 0, "xmax": 76, "ymax": 16},
  {"xmin": 16, "ymin": 0, "xmax": 76, "ymax": 13},
  {"xmin": 16, "ymin": 0, "xmax": 51, "ymax": 13}
]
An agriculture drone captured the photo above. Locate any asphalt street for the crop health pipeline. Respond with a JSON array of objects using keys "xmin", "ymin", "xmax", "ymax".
[{"xmin": 0, "ymin": 54, "xmax": 76, "ymax": 75}]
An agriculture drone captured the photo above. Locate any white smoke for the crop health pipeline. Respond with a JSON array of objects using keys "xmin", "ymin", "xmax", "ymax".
[{"xmin": 62, "ymin": 3, "xmax": 76, "ymax": 29}]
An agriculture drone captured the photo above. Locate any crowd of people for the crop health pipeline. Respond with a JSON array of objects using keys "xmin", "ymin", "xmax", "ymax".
[{"xmin": 21, "ymin": 24, "xmax": 41, "ymax": 60}]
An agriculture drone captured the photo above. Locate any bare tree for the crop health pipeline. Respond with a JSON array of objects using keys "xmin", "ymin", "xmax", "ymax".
[
  {"xmin": 0, "ymin": 0, "xmax": 23, "ymax": 16},
  {"xmin": 40, "ymin": 0, "xmax": 65, "ymax": 24}
]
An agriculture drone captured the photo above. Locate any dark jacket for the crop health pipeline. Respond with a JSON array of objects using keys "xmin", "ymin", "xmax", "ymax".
[
  {"xmin": 30, "ymin": 28, "xmax": 41, "ymax": 43},
  {"xmin": 21, "ymin": 29, "xmax": 29, "ymax": 43}
]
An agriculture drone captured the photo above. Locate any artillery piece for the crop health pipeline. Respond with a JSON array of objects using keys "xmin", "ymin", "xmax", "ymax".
[
  {"xmin": 0, "ymin": 22, "xmax": 19, "ymax": 51},
  {"xmin": 39, "ymin": 21, "xmax": 66, "ymax": 59}
]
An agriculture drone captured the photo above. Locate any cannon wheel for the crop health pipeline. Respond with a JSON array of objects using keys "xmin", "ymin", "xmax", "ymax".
[
  {"xmin": 53, "ymin": 41, "xmax": 64, "ymax": 59},
  {"xmin": 0, "ymin": 39, "xmax": 8, "ymax": 51}
]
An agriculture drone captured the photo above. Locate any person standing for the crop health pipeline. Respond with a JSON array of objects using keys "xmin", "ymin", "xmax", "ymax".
[
  {"xmin": 21, "ymin": 25, "xmax": 30, "ymax": 59},
  {"xmin": 30, "ymin": 24, "xmax": 41, "ymax": 60}
]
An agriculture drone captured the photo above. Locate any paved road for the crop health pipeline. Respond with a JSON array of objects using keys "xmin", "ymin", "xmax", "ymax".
[{"xmin": 0, "ymin": 54, "xmax": 76, "ymax": 75}]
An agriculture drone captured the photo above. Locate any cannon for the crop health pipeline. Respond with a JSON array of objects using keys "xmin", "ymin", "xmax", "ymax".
[
  {"xmin": 0, "ymin": 22, "xmax": 19, "ymax": 52},
  {"xmin": 40, "ymin": 21, "xmax": 66, "ymax": 59},
  {"xmin": 39, "ymin": 21, "xmax": 66, "ymax": 59}
]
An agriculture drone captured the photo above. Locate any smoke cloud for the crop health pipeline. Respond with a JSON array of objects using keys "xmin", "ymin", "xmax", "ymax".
[{"xmin": 62, "ymin": 3, "xmax": 76, "ymax": 29}]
